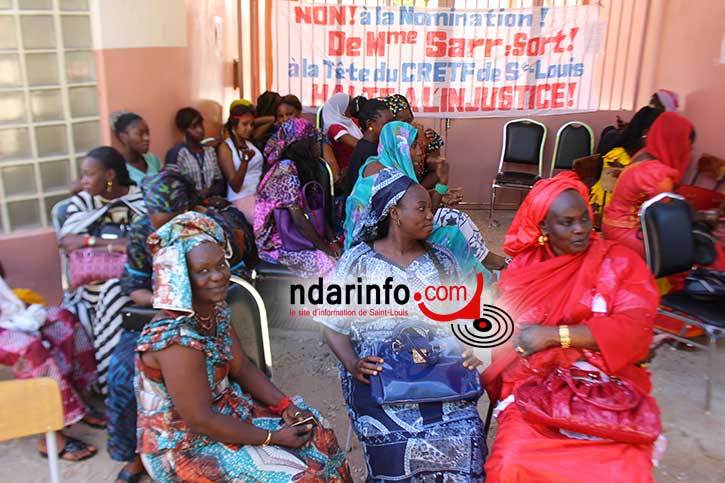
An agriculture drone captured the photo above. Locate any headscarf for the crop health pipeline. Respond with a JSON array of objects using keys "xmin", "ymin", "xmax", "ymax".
[
  {"xmin": 384, "ymin": 94, "xmax": 444, "ymax": 154},
  {"xmin": 263, "ymin": 117, "xmax": 321, "ymax": 166},
  {"xmin": 643, "ymin": 111, "xmax": 693, "ymax": 183},
  {"xmin": 322, "ymin": 93, "xmax": 363, "ymax": 140},
  {"xmin": 230, "ymin": 98, "xmax": 254, "ymax": 111},
  {"xmin": 370, "ymin": 121, "xmax": 420, "ymax": 180},
  {"xmin": 148, "ymin": 212, "xmax": 230, "ymax": 315},
  {"xmin": 654, "ymin": 89, "xmax": 679, "ymax": 112},
  {"xmin": 353, "ymin": 168, "xmax": 415, "ymax": 244},
  {"xmin": 503, "ymin": 171, "xmax": 592, "ymax": 256},
  {"xmin": 142, "ymin": 168, "xmax": 195, "ymax": 215},
  {"xmin": 343, "ymin": 121, "xmax": 419, "ymax": 250}
]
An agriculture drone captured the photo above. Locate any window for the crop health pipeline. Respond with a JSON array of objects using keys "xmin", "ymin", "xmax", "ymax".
[{"xmin": 0, "ymin": 0, "xmax": 99, "ymax": 234}]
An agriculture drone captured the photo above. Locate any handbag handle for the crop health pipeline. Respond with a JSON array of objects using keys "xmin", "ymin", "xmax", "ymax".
[
  {"xmin": 302, "ymin": 181, "xmax": 325, "ymax": 212},
  {"xmin": 558, "ymin": 367, "xmax": 642, "ymax": 411},
  {"xmin": 393, "ymin": 327, "xmax": 441, "ymax": 366}
]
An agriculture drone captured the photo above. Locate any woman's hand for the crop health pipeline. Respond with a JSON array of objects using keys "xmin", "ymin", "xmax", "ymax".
[
  {"xmin": 461, "ymin": 350, "xmax": 483, "ymax": 371},
  {"xmin": 271, "ymin": 425, "xmax": 314, "ymax": 448},
  {"xmin": 349, "ymin": 356, "xmax": 384, "ymax": 385},
  {"xmin": 205, "ymin": 196, "xmax": 229, "ymax": 209},
  {"xmin": 442, "ymin": 187, "xmax": 463, "ymax": 206},
  {"xmin": 281, "ymin": 405, "xmax": 314, "ymax": 426},
  {"xmin": 434, "ymin": 158, "xmax": 450, "ymax": 186},
  {"xmin": 513, "ymin": 326, "xmax": 558, "ymax": 357},
  {"xmin": 59, "ymin": 235, "xmax": 86, "ymax": 252}
]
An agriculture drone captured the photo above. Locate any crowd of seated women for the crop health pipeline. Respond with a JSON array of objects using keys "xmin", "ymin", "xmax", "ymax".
[{"xmin": 1, "ymin": 86, "xmax": 720, "ymax": 482}]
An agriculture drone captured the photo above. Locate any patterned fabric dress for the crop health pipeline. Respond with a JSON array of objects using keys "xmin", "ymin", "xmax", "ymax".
[
  {"xmin": 0, "ymin": 306, "xmax": 97, "ymax": 425},
  {"xmin": 317, "ymin": 242, "xmax": 487, "ymax": 482},
  {"xmin": 58, "ymin": 187, "xmax": 146, "ymax": 393},
  {"xmin": 135, "ymin": 306, "xmax": 351, "ymax": 482}
]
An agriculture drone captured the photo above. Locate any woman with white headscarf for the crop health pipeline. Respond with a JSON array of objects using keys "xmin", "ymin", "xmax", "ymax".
[{"xmin": 322, "ymin": 93, "xmax": 363, "ymax": 182}]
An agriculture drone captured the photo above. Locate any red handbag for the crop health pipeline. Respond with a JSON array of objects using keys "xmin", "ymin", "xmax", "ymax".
[
  {"xmin": 515, "ymin": 364, "xmax": 661, "ymax": 444},
  {"xmin": 68, "ymin": 248, "xmax": 127, "ymax": 289}
]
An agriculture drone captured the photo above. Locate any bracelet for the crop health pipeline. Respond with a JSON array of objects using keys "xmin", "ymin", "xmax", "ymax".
[
  {"xmin": 86, "ymin": 235, "xmax": 97, "ymax": 247},
  {"xmin": 106, "ymin": 244, "xmax": 113, "ymax": 254},
  {"xmin": 559, "ymin": 325, "xmax": 571, "ymax": 349},
  {"xmin": 268, "ymin": 396, "xmax": 293, "ymax": 416},
  {"xmin": 261, "ymin": 430, "xmax": 273, "ymax": 446},
  {"xmin": 434, "ymin": 183, "xmax": 449, "ymax": 195}
]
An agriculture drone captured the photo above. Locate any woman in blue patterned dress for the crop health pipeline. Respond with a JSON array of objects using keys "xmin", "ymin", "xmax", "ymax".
[
  {"xmin": 134, "ymin": 211, "xmax": 351, "ymax": 482},
  {"xmin": 320, "ymin": 169, "xmax": 487, "ymax": 482}
]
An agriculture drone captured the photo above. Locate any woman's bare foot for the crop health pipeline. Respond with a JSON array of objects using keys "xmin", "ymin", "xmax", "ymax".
[
  {"xmin": 116, "ymin": 456, "xmax": 146, "ymax": 483},
  {"xmin": 38, "ymin": 431, "xmax": 97, "ymax": 461}
]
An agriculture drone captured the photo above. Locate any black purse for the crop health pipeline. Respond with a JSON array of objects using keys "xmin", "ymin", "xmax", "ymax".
[{"xmin": 121, "ymin": 306, "xmax": 160, "ymax": 332}]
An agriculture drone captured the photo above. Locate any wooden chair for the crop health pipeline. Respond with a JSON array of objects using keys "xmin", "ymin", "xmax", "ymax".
[{"xmin": 0, "ymin": 378, "xmax": 64, "ymax": 483}]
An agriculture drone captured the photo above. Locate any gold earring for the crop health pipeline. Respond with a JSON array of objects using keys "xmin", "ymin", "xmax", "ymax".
[
  {"xmin": 368, "ymin": 126, "xmax": 374, "ymax": 131},
  {"xmin": 395, "ymin": 217, "xmax": 401, "ymax": 227},
  {"xmin": 106, "ymin": 180, "xmax": 113, "ymax": 193},
  {"xmin": 538, "ymin": 234, "xmax": 548, "ymax": 245}
]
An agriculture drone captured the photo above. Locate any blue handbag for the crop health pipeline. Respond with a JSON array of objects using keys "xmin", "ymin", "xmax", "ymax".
[{"xmin": 369, "ymin": 324, "xmax": 483, "ymax": 405}]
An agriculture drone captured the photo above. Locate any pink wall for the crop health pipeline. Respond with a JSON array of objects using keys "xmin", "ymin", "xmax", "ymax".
[
  {"xmin": 96, "ymin": 47, "xmax": 190, "ymax": 157},
  {"xmin": 651, "ymin": 0, "xmax": 725, "ymax": 185},
  {"xmin": 437, "ymin": 109, "xmax": 632, "ymax": 206}
]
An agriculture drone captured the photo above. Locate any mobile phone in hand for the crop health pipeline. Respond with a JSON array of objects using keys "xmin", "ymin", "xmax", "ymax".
[{"xmin": 290, "ymin": 416, "xmax": 317, "ymax": 427}]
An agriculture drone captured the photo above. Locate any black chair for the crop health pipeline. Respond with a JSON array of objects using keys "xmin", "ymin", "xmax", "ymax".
[
  {"xmin": 489, "ymin": 119, "xmax": 547, "ymax": 222},
  {"xmin": 550, "ymin": 122, "xmax": 594, "ymax": 177},
  {"xmin": 640, "ymin": 192, "xmax": 725, "ymax": 411},
  {"xmin": 596, "ymin": 124, "xmax": 619, "ymax": 155},
  {"xmin": 228, "ymin": 275, "xmax": 273, "ymax": 377}
]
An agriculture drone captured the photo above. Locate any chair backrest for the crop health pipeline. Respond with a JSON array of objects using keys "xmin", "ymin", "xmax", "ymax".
[
  {"xmin": 316, "ymin": 105, "xmax": 324, "ymax": 131},
  {"xmin": 596, "ymin": 125, "xmax": 620, "ymax": 155},
  {"xmin": 550, "ymin": 122, "xmax": 594, "ymax": 175},
  {"xmin": 499, "ymin": 119, "xmax": 546, "ymax": 176},
  {"xmin": 0, "ymin": 378, "xmax": 64, "ymax": 442},
  {"xmin": 640, "ymin": 192, "xmax": 694, "ymax": 278},
  {"xmin": 228, "ymin": 275, "xmax": 272, "ymax": 377},
  {"xmin": 318, "ymin": 158, "xmax": 335, "ymax": 226},
  {"xmin": 51, "ymin": 197, "xmax": 73, "ymax": 234},
  {"xmin": 572, "ymin": 154, "xmax": 603, "ymax": 190}
]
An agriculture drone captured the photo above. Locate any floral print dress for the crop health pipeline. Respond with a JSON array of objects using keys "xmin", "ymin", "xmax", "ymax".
[{"xmin": 135, "ymin": 304, "xmax": 351, "ymax": 482}]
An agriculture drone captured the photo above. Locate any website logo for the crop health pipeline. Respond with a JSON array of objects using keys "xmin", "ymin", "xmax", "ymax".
[{"xmin": 414, "ymin": 273, "xmax": 514, "ymax": 348}]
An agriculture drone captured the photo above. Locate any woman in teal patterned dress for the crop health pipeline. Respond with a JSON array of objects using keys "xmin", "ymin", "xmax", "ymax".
[{"xmin": 134, "ymin": 211, "xmax": 351, "ymax": 482}]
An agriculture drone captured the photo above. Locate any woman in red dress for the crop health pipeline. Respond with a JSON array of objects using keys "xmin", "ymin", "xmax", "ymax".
[
  {"xmin": 602, "ymin": 112, "xmax": 695, "ymax": 257},
  {"xmin": 483, "ymin": 172, "xmax": 662, "ymax": 482}
]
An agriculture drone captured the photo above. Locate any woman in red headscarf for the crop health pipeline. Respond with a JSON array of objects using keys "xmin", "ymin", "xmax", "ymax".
[
  {"xmin": 602, "ymin": 112, "xmax": 695, "ymax": 257},
  {"xmin": 483, "ymin": 172, "xmax": 662, "ymax": 482}
]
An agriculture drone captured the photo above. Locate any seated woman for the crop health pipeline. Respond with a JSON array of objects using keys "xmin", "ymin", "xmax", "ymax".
[
  {"xmin": 165, "ymin": 107, "xmax": 226, "ymax": 205},
  {"xmin": 483, "ymin": 172, "xmax": 661, "ymax": 482},
  {"xmin": 58, "ymin": 146, "xmax": 146, "ymax": 393},
  {"xmin": 343, "ymin": 97, "xmax": 392, "ymax": 196},
  {"xmin": 256, "ymin": 118, "xmax": 340, "ymax": 277},
  {"xmin": 590, "ymin": 105, "xmax": 663, "ymax": 222},
  {"xmin": 0, "ymin": 273, "xmax": 101, "ymax": 462},
  {"xmin": 320, "ymin": 168, "xmax": 487, "ymax": 481},
  {"xmin": 107, "ymin": 168, "xmax": 250, "ymax": 483},
  {"xmin": 135, "ymin": 211, "xmax": 351, "ymax": 481},
  {"xmin": 322, "ymin": 93, "xmax": 362, "ymax": 185},
  {"xmin": 384, "ymin": 94, "xmax": 445, "ymax": 164},
  {"xmin": 602, "ymin": 112, "xmax": 695, "ymax": 258},
  {"xmin": 219, "ymin": 101, "xmax": 264, "ymax": 224},
  {"xmin": 112, "ymin": 112, "xmax": 162, "ymax": 185},
  {"xmin": 345, "ymin": 121, "xmax": 506, "ymax": 278}
]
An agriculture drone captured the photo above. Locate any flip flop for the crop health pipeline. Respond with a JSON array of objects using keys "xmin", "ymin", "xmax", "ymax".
[
  {"xmin": 81, "ymin": 405, "xmax": 107, "ymax": 429},
  {"xmin": 39, "ymin": 436, "xmax": 97, "ymax": 462},
  {"xmin": 116, "ymin": 469, "xmax": 144, "ymax": 483}
]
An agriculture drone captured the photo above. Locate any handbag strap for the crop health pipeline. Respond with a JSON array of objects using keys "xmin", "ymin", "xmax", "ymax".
[
  {"xmin": 302, "ymin": 180, "xmax": 324, "ymax": 212},
  {"xmin": 558, "ymin": 367, "xmax": 642, "ymax": 411}
]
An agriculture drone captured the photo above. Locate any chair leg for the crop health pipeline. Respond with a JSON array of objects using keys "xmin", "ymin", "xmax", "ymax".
[
  {"xmin": 45, "ymin": 431, "xmax": 60, "ymax": 483},
  {"xmin": 705, "ymin": 330, "xmax": 717, "ymax": 413},
  {"xmin": 488, "ymin": 185, "xmax": 498, "ymax": 227},
  {"xmin": 344, "ymin": 421, "xmax": 354, "ymax": 452}
]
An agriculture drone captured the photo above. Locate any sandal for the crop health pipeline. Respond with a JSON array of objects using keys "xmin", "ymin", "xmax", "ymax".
[
  {"xmin": 116, "ymin": 469, "xmax": 144, "ymax": 483},
  {"xmin": 81, "ymin": 405, "xmax": 107, "ymax": 429},
  {"xmin": 39, "ymin": 436, "xmax": 97, "ymax": 462}
]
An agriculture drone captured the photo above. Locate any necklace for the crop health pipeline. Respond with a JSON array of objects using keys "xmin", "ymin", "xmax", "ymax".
[{"xmin": 194, "ymin": 311, "xmax": 214, "ymax": 332}]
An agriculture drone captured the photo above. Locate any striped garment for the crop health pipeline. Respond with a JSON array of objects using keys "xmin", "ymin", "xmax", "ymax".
[{"xmin": 58, "ymin": 187, "xmax": 146, "ymax": 393}]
